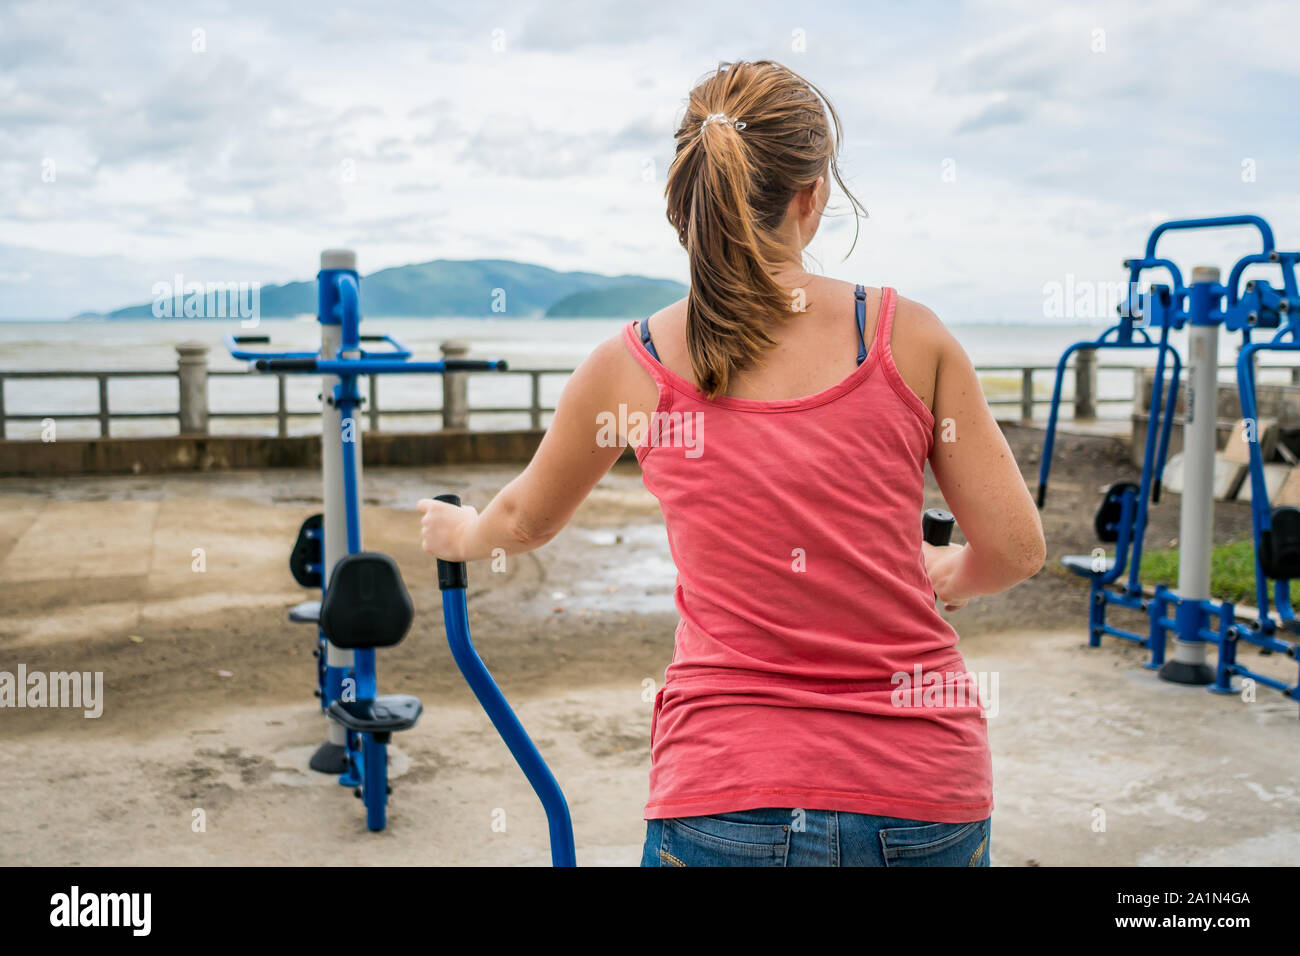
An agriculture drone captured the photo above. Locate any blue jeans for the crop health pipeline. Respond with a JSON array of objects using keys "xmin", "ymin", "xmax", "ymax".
[{"xmin": 641, "ymin": 808, "xmax": 991, "ymax": 867}]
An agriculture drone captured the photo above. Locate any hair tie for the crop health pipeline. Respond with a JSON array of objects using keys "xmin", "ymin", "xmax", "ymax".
[{"xmin": 701, "ymin": 112, "xmax": 747, "ymax": 131}]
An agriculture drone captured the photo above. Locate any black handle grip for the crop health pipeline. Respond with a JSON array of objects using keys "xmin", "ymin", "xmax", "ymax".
[
  {"xmin": 232, "ymin": 335, "xmax": 271, "ymax": 344},
  {"xmin": 434, "ymin": 493, "xmax": 468, "ymax": 590},
  {"xmin": 255, "ymin": 358, "xmax": 319, "ymax": 372},
  {"xmin": 922, "ymin": 508, "xmax": 955, "ymax": 546},
  {"xmin": 444, "ymin": 359, "xmax": 509, "ymax": 372}
]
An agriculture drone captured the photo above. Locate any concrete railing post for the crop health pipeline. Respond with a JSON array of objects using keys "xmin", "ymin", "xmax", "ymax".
[
  {"xmin": 441, "ymin": 340, "xmax": 470, "ymax": 429},
  {"xmin": 176, "ymin": 342, "xmax": 210, "ymax": 435},
  {"xmin": 1133, "ymin": 366, "xmax": 1148, "ymax": 417},
  {"xmin": 1020, "ymin": 368, "xmax": 1034, "ymax": 422},
  {"xmin": 1075, "ymin": 348, "xmax": 1097, "ymax": 419}
]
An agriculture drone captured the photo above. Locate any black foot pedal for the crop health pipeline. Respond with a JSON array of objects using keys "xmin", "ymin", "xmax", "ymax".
[{"xmin": 309, "ymin": 741, "xmax": 349, "ymax": 774}]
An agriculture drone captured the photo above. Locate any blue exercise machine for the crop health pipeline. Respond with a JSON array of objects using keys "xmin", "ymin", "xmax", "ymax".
[
  {"xmin": 1040, "ymin": 216, "xmax": 1300, "ymax": 713},
  {"xmin": 1038, "ymin": 274, "xmax": 1182, "ymax": 657},
  {"xmin": 227, "ymin": 250, "xmax": 579, "ymax": 848}
]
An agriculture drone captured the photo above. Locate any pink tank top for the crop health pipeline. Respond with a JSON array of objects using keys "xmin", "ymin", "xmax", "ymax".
[{"xmin": 625, "ymin": 288, "xmax": 993, "ymax": 823}]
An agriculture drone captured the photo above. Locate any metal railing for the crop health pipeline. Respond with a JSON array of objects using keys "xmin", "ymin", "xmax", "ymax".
[
  {"xmin": 0, "ymin": 365, "xmax": 566, "ymax": 439},
  {"xmin": 1, "ymin": 344, "xmax": 1298, "ymax": 440}
]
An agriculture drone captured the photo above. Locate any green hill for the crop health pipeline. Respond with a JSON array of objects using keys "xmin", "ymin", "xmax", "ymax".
[
  {"xmin": 101, "ymin": 259, "xmax": 686, "ymax": 319},
  {"xmin": 545, "ymin": 281, "xmax": 684, "ymax": 318}
]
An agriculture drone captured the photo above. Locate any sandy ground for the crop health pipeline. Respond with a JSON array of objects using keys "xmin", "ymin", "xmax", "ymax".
[{"xmin": 1, "ymin": 426, "xmax": 1297, "ymax": 866}]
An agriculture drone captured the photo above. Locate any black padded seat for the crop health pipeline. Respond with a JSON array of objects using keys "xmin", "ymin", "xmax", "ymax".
[
  {"xmin": 1062, "ymin": 554, "xmax": 1115, "ymax": 578},
  {"xmin": 320, "ymin": 552, "xmax": 413, "ymax": 649},
  {"xmin": 289, "ymin": 600, "xmax": 321, "ymax": 624},
  {"xmin": 328, "ymin": 694, "xmax": 423, "ymax": 734},
  {"xmin": 1094, "ymin": 482, "xmax": 1139, "ymax": 543}
]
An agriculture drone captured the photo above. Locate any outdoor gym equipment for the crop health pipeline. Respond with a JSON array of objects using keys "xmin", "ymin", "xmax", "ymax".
[
  {"xmin": 226, "ymin": 249, "xmax": 556, "ymax": 831},
  {"xmin": 1040, "ymin": 215, "xmax": 1300, "ymax": 712},
  {"xmin": 433, "ymin": 493, "xmax": 577, "ymax": 866},
  {"xmin": 1038, "ymin": 252, "xmax": 1183, "ymax": 657}
]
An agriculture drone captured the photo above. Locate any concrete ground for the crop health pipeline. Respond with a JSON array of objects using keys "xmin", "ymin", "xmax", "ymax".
[{"xmin": 0, "ymin": 462, "xmax": 1297, "ymax": 866}]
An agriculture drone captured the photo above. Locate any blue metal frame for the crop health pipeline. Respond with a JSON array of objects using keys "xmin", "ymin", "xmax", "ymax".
[
  {"xmin": 227, "ymin": 259, "xmax": 578, "ymax": 856},
  {"xmin": 1038, "ymin": 292, "xmax": 1181, "ymax": 657},
  {"xmin": 1043, "ymin": 215, "xmax": 1300, "ymax": 712},
  {"xmin": 440, "ymin": 584, "xmax": 577, "ymax": 866},
  {"xmin": 223, "ymin": 332, "xmax": 413, "ymax": 363}
]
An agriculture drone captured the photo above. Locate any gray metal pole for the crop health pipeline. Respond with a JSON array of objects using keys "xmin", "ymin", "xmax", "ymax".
[
  {"xmin": 1161, "ymin": 265, "xmax": 1219, "ymax": 684},
  {"xmin": 319, "ymin": 248, "xmax": 360, "ymax": 752}
]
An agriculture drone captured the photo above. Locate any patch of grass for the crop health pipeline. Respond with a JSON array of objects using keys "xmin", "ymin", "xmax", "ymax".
[
  {"xmin": 978, "ymin": 374, "xmax": 1053, "ymax": 402},
  {"xmin": 1137, "ymin": 536, "xmax": 1260, "ymax": 606},
  {"xmin": 977, "ymin": 374, "xmax": 1023, "ymax": 396}
]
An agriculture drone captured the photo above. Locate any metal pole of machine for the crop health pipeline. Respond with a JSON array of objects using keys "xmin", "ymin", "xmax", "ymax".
[
  {"xmin": 312, "ymin": 249, "xmax": 363, "ymax": 769},
  {"xmin": 1160, "ymin": 265, "xmax": 1219, "ymax": 685}
]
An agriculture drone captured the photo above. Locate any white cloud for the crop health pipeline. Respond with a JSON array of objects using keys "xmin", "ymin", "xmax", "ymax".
[{"xmin": 0, "ymin": 0, "xmax": 1297, "ymax": 318}]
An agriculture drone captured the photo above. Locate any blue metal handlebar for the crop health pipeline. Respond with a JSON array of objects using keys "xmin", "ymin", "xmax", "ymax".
[
  {"xmin": 337, "ymin": 273, "xmax": 360, "ymax": 347},
  {"xmin": 253, "ymin": 357, "xmax": 507, "ymax": 374},
  {"xmin": 224, "ymin": 334, "xmax": 317, "ymax": 363},
  {"xmin": 431, "ymin": 494, "xmax": 576, "ymax": 867},
  {"xmin": 1124, "ymin": 258, "xmax": 1185, "ymax": 299},
  {"xmin": 1038, "ymin": 326, "xmax": 1181, "ymax": 506},
  {"xmin": 1143, "ymin": 215, "xmax": 1276, "ymax": 261},
  {"xmin": 359, "ymin": 334, "xmax": 414, "ymax": 360},
  {"xmin": 224, "ymin": 332, "xmax": 414, "ymax": 364},
  {"xmin": 1122, "ymin": 219, "xmax": 1297, "ymax": 336},
  {"xmin": 440, "ymin": 587, "xmax": 576, "ymax": 867},
  {"xmin": 1121, "ymin": 217, "xmax": 1280, "ymax": 321}
]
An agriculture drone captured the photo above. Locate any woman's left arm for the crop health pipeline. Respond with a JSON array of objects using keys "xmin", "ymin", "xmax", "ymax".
[{"xmin": 418, "ymin": 333, "xmax": 652, "ymax": 561}]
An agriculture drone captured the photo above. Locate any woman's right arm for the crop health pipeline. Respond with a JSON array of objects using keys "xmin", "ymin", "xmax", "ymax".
[{"xmin": 920, "ymin": 309, "xmax": 1046, "ymax": 605}]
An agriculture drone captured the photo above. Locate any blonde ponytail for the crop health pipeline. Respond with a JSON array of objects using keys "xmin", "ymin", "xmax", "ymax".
[{"xmin": 665, "ymin": 60, "xmax": 864, "ymax": 399}]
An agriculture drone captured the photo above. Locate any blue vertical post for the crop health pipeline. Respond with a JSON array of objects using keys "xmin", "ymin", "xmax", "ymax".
[
  {"xmin": 330, "ymin": 268, "xmax": 376, "ymax": 704},
  {"xmin": 1147, "ymin": 586, "xmax": 1169, "ymax": 669},
  {"xmin": 1211, "ymin": 602, "xmax": 1237, "ymax": 694},
  {"xmin": 326, "ymin": 260, "xmax": 383, "ymax": 824}
]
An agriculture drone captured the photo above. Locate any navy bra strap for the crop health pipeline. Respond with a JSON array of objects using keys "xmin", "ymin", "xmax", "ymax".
[
  {"xmin": 855, "ymin": 285, "xmax": 868, "ymax": 365},
  {"xmin": 640, "ymin": 318, "xmax": 661, "ymax": 362},
  {"xmin": 643, "ymin": 297, "xmax": 863, "ymax": 366}
]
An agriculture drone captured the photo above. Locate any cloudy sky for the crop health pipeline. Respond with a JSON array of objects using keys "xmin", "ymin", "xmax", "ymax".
[{"xmin": 2, "ymin": 0, "xmax": 1298, "ymax": 319}]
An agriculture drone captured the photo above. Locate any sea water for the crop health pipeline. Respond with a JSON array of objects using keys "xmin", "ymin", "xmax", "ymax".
[{"xmin": 0, "ymin": 316, "xmax": 1250, "ymax": 440}]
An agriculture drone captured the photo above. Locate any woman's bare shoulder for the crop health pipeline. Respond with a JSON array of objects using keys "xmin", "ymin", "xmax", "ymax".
[
  {"xmin": 643, "ymin": 297, "xmax": 689, "ymax": 336},
  {"xmin": 890, "ymin": 293, "xmax": 965, "ymax": 411},
  {"xmin": 893, "ymin": 292, "xmax": 952, "ymax": 342}
]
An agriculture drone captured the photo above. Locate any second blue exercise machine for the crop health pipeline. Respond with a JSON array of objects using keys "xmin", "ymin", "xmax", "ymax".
[{"xmin": 1040, "ymin": 216, "xmax": 1300, "ymax": 712}]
